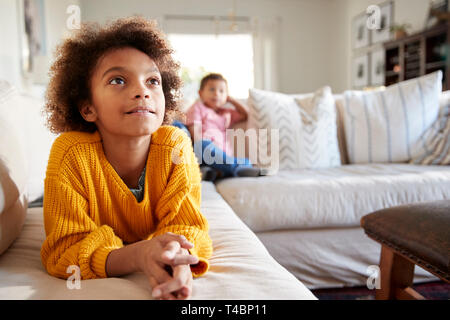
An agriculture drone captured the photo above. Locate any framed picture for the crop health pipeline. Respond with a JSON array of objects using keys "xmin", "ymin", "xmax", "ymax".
[
  {"xmin": 353, "ymin": 55, "xmax": 369, "ymax": 88},
  {"xmin": 20, "ymin": 0, "xmax": 47, "ymax": 74},
  {"xmin": 352, "ymin": 12, "xmax": 370, "ymax": 49},
  {"xmin": 425, "ymin": 0, "xmax": 449, "ymax": 29},
  {"xmin": 370, "ymin": 49, "xmax": 385, "ymax": 86},
  {"xmin": 371, "ymin": 1, "xmax": 393, "ymax": 44}
]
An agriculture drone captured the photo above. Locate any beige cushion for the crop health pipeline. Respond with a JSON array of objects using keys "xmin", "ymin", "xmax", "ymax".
[{"xmin": 0, "ymin": 83, "xmax": 28, "ymax": 255}]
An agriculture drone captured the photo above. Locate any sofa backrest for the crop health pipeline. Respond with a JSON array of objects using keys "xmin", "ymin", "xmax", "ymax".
[{"xmin": 229, "ymin": 91, "xmax": 450, "ymax": 166}]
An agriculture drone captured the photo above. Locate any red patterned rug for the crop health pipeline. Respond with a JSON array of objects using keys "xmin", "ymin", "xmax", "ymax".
[{"xmin": 311, "ymin": 281, "xmax": 450, "ymax": 300}]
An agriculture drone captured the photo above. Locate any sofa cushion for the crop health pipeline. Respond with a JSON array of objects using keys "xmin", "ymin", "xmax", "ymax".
[
  {"xmin": 341, "ymin": 71, "xmax": 442, "ymax": 164},
  {"xmin": 0, "ymin": 80, "xmax": 57, "ymax": 202},
  {"xmin": 410, "ymin": 90, "xmax": 449, "ymax": 165},
  {"xmin": 0, "ymin": 106, "xmax": 28, "ymax": 255},
  {"xmin": 215, "ymin": 163, "xmax": 450, "ymax": 232},
  {"xmin": 293, "ymin": 86, "xmax": 341, "ymax": 168},
  {"xmin": 247, "ymin": 87, "xmax": 343, "ymax": 170}
]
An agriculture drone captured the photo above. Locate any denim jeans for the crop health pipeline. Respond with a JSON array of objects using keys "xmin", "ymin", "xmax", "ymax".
[{"xmin": 171, "ymin": 121, "xmax": 253, "ymax": 177}]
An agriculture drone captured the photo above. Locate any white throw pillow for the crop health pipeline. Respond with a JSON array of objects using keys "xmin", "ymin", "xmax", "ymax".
[
  {"xmin": 342, "ymin": 71, "xmax": 442, "ymax": 164},
  {"xmin": 0, "ymin": 107, "xmax": 28, "ymax": 255},
  {"xmin": 247, "ymin": 87, "xmax": 340, "ymax": 170},
  {"xmin": 410, "ymin": 90, "xmax": 449, "ymax": 165},
  {"xmin": 294, "ymin": 86, "xmax": 341, "ymax": 168},
  {"xmin": 248, "ymin": 88, "xmax": 302, "ymax": 170},
  {"xmin": 0, "ymin": 80, "xmax": 57, "ymax": 202}
]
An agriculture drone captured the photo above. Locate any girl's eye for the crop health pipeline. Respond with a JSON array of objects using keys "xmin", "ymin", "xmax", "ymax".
[
  {"xmin": 109, "ymin": 77, "xmax": 125, "ymax": 85},
  {"xmin": 148, "ymin": 78, "xmax": 160, "ymax": 86}
]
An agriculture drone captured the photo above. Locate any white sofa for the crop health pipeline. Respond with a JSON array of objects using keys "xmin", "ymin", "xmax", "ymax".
[
  {"xmin": 1, "ymin": 78, "xmax": 448, "ymax": 299},
  {"xmin": 216, "ymin": 84, "xmax": 450, "ymax": 289},
  {"xmin": 0, "ymin": 81, "xmax": 316, "ymax": 300}
]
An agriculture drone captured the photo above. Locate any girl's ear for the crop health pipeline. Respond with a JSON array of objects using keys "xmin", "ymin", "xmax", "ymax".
[{"xmin": 79, "ymin": 102, "xmax": 97, "ymax": 122}]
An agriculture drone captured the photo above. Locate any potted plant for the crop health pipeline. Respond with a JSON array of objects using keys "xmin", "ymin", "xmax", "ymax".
[{"xmin": 390, "ymin": 23, "xmax": 412, "ymax": 39}]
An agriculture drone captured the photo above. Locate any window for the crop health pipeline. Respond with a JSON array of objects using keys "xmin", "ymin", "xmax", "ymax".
[{"xmin": 168, "ymin": 33, "xmax": 254, "ymax": 108}]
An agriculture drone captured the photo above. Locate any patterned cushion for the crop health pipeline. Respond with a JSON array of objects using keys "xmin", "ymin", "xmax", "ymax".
[
  {"xmin": 410, "ymin": 92, "xmax": 449, "ymax": 165},
  {"xmin": 247, "ymin": 88, "xmax": 301, "ymax": 170},
  {"xmin": 342, "ymin": 71, "xmax": 442, "ymax": 164},
  {"xmin": 247, "ymin": 87, "xmax": 341, "ymax": 170},
  {"xmin": 294, "ymin": 86, "xmax": 341, "ymax": 168}
]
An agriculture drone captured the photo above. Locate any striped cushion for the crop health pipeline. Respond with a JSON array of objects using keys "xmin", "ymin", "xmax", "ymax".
[
  {"xmin": 410, "ymin": 94, "xmax": 449, "ymax": 165},
  {"xmin": 342, "ymin": 71, "xmax": 442, "ymax": 164}
]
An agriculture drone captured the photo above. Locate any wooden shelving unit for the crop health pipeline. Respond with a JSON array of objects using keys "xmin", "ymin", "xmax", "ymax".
[{"xmin": 384, "ymin": 22, "xmax": 450, "ymax": 90}]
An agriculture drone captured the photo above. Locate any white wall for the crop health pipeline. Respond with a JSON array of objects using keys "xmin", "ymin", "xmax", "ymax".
[
  {"xmin": 80, "ymin": 0, "xmax": 333, "ymax": 94},
  {"xmin": 0, "ymin": 0, "xmax": 79, "ymax": 94},
  {"xmin": 0, "ymin": 0, "xmax": 22, "ymax": 90},
  {"xmin": 0, "ymin": 0, "xmax": 444, "ymax": 95},
  {"xmin": 329, "ymin": 0, "xmax": 439, "ymax": 93}
]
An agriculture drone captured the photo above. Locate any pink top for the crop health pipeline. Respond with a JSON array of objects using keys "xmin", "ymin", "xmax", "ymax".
[{"xmin": 185, "ymin": 100, "xmax": 244, "ymax": 156}]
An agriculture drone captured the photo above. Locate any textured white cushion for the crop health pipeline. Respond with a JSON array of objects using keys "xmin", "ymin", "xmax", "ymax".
[
  {"xmin": 215, "ymin": 164, "xmax": 450, "ymax": 232},
  {"xmin": 410, "ymin": 90, "xmax": 450, "ymax": 165},
  {"xmin": 247, "ymin": 87, "xmax": 341, "ymax": 170},
  {"xmin": 293, "ymin": 86, "xmax": 341, "ymax": 168},
  {"xmin": 247, "ymin": 88, "xmax": 302, "ymax": 170},
  {"xmin": 342, "ymin": 71, "xmax": 442, "ymax": 164},
  {"xmin": 0, "ymin": 96, "xmax": 28, "ymax": 255},
  {"xmin": 0, "ymin": 80, "xmax": 57, "ymax": 202}
]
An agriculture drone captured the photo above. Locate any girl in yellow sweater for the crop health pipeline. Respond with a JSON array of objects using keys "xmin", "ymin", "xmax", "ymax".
[{"xmin": 41, "ymin": 17, "xmax": 212, "ymax": 300}]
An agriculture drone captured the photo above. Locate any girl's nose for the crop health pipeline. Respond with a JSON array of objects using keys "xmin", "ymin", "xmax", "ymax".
[{"xmin": 133, "ymin": 82, "xmax": 150, "ymax": 99}]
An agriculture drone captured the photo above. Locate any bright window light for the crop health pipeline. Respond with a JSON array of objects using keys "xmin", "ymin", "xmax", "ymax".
[{"xmin": 168, "ymin": 33, "xmax": 254, "ymax": 107}]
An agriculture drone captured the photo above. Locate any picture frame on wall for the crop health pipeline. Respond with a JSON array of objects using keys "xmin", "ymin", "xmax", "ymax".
[
  {"xmin": 353, "ymin": 54, "xmax": 369, "ymax": 88},
  {"xmin": 424, "ymin": 0, "xmax": 449, "ymax": 29},
  {"xmin": 371, "ymin": 1, "xmax": 393, "ymax": 44},
  {"xmin": 20, "ymin": 0, "xmax": 47, "ymax": 75},
  {"xmin": 370, "ymin": 49, "xmax": 385, "ymax": 86},
  {"xmin": 352, "ymin": 12, "xmax": 370, "ymax": 49}
]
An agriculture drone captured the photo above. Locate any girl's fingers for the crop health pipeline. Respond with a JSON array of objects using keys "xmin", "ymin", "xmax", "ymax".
[
  {"xmin": 161, "ymin": 240, "xmax": 181, "ymax": 260},
  {"xmin": 159, "ymin": 233, "xmax": 194, "ymax": 249},
  {"xmin": 146, "ymin": 261, "xmax": 172, "ymax": 287},
  {"xmin": 152, "ymin": 265, "xmax": 192, "ymax": 299},
  {"xmin": 148, "ymin": 274, "xmax": 176, "ymax": 300},
  {"xmin": 161, "ymin": 251, "xmax": 199, "ymax": 266}
]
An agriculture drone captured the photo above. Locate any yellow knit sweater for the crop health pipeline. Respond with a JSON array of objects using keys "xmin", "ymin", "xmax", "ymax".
[{"xmin": 41, "ymin": 125, "xmax": 212, "ymax": 280}]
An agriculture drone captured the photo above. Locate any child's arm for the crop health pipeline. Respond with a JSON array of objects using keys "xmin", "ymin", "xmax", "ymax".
[
  {"xmin": 41, "ymin": 176, "xmax": 124, "ymax": 280},
  {"xmin": 151, "ymin": 130, "xmax": 213, "ymax": 278},
  {"xmin": 226, "ymin": 96, "xmax": 248, "ymax": 122},
  {"xmin": 185, "ymin": 102, "xmax": 204, "ymax": 142}
]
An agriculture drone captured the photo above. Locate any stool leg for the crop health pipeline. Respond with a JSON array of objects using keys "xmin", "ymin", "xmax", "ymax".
[{"xmin": 376, "ymin": 244, "xmax": 416, "ymax": 300}]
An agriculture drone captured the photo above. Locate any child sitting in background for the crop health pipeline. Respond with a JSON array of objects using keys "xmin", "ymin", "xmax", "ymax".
[
  {"xmin": 174, "ymin": 73, "xmax": 266, "ymax": 181},
  {"xmin": 41, "ymin": 16, "xmax": 212, "ymax": 300}
]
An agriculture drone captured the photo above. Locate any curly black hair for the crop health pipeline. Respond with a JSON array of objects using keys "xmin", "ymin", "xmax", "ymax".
[{"xmin": 44, "ymin": 16, "xmax": 182, "ymax": 133}]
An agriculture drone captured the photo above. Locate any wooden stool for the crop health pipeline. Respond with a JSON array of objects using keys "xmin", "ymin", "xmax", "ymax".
[{"xmin": 361, "ymin": 201, "xmax": 450, "ymax": 300}]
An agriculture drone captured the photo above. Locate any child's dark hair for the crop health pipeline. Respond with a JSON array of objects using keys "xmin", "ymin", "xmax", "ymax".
[
  {"xmin": 199, "ymin": 73, "xmax": 228, "ymax": 91},
  {"xmin": 44, "ymin": 16, "xmax": 182, "ymax": 134}
]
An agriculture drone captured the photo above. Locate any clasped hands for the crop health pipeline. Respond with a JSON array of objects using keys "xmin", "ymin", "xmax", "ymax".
[{"xmin": 135, "ymin": 232, "xmax": 199, "ymax": 300}]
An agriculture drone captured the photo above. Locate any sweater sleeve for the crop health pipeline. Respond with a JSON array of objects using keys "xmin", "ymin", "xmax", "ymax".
[
  {"xmin": 40, "ymin": 176, "xmax": 124, "ymax": 280},
  {"xmin": 151, "ymin": 134, "xmax": 213, "ymax": 277}
]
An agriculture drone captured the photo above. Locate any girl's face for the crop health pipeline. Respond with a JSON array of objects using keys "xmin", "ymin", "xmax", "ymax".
[
  {"xmin": 199, "ymin": 79, "xmax": 228, "ymax": 110},
  {"xmin": 81, "ymin": 46, "xmax": 165, "ymax": 139}
]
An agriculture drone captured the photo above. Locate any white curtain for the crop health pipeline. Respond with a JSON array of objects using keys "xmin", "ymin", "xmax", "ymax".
[
  {"xmin": 159, "ymin": 14, "xmax": 280, "ymax": 93},
  {"xmin": 251, "ymin": 16, "xmax": 281, "ymax": 92}
]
